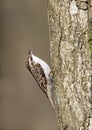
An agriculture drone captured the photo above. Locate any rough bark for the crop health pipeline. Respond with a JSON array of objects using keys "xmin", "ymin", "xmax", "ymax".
[{"xmin": 47, "ymin": 0, "xmax": 92, "ymax": 130}]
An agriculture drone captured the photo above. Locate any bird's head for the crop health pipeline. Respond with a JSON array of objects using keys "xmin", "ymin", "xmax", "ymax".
[{"xmin": 26, "ymin": 49, "xmax": 34, "ymax": 69}]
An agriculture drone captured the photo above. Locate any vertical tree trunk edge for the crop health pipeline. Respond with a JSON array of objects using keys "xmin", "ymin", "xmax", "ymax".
[{"xmin": 47, "ymin": 0, "xmax": 92, "ymax": 130}]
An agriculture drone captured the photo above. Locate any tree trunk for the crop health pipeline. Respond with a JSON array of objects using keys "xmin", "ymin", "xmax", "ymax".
[{"xmin": 47, "ymin": 0, "xmax": 92, "ymax": 130}]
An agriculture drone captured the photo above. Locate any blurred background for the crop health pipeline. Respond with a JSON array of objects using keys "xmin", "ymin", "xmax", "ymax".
[{"xmin": 0, "ymin": 0, "xmax": 57, "ymax": 130}]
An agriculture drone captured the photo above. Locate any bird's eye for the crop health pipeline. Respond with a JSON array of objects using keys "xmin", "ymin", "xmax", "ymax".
[{"xmin": 30, "ymin": 56, "xmax": 33, "ymax": 61}]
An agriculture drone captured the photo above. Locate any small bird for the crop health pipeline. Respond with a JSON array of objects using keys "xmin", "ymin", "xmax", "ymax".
[{"xmin": 26, "ymin": 49, "xmax": 55, "ymax": 110}]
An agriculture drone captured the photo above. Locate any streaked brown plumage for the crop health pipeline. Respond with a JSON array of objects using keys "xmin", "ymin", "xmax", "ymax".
[{"xmin": 26, "ymin": 50, "xmax": 55, "ymax": 110}]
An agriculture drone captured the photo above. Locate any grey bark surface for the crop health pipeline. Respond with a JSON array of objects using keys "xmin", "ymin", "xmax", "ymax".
[{"xmin": 47, "ymin": 0, "xmax": 92, "ymax": 130}]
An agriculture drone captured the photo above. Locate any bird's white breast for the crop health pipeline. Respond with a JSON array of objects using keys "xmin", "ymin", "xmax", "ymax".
[{"xmin": 32, "ymin": 54, "xmax": 50, "ymax": 79}]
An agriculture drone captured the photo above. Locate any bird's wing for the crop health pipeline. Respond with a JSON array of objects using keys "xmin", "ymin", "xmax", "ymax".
[{"xmin": 26, "ymin": 58, "xmax": 48, "ymax": 96}]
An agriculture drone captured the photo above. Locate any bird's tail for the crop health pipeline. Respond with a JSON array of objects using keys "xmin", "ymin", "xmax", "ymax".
[{"xmin": 47, "ymin": 85, "xmax": 55, "ymax": 111}]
